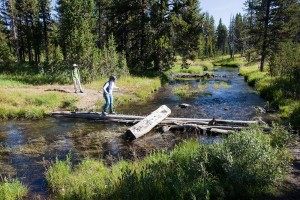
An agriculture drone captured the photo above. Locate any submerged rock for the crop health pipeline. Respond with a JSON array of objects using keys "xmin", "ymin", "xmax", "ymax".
[{"xmin": 179, "ymin": 103, "xmax": 191, "ymax": 108}]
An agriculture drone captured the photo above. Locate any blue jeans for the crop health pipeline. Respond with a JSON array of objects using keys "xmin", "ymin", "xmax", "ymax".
[{"xmin": 103, "ymin": 93, "xmax": 114, "ymax": 113}]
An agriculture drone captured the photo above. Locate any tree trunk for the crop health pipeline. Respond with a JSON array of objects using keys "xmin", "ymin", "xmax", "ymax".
[{"xmin": 260, "ymin": 0, "xmax": 271, "ymax": 72}]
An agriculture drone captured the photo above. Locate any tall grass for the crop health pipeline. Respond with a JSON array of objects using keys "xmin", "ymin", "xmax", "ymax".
[
  {"xmin": 0, "ymin": 89, "xmax": 77, "ymax": 119},
  {"xmin": 85, "ymin": 75, "xmax": 161, "ymax": 105},
  {"xmin": 0, "ymin": 178, "xmax": 28, "ymax": 200},
  {"xmin": 46, "ymin": 125, "xmax": 292, "ymax": 200}
]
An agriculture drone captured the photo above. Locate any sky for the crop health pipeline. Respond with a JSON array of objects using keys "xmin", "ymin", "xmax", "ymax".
[{"xmin": 200, "ymin": 0, "xmax": 246, "ymax": 27}]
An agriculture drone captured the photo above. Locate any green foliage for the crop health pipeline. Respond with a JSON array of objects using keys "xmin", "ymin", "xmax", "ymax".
[
  {"xmin": 46, "ymin": 128, "xmax": 291, "ymax": 199},
  {"xmin": 0, "ymin": 30, "xmax": 14, "ymax": 64},
  {"xmin": 0, "ymin": 178, "xmax": 28, "ymax": 200}
]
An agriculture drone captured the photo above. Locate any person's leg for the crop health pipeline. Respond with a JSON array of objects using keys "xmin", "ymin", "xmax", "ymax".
[
  {"xmin": 77, "ymin": 78, "xmax": 84, "ymax": 93},
  {"xmin": 109, "ymin": 94, "xmax": 114, "ymax": 113},
  {"xmin": 73, "ymin": 79, "xmax": 77, "ymax": 93},
  {"xmin": 102, "ymin": 94, "xmax": 110, "ymax": 114}
]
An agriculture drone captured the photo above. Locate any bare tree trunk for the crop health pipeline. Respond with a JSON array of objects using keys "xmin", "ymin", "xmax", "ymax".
[{"xmin": 8, "ymin": 0, "xmax": 20, "ymax": 62}]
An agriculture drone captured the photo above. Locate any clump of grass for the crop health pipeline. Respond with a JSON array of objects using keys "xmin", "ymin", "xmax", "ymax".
[
  {"xmin": 170, "ymin": 64, "xmax": 204, "ymax": 74},
  {"xmin": 173, "ymin": 84, "xmax": 202, "ymax": 98},
  {"xmin": 0, "ymin": 178, "xmax": 28, "ymax": 200},
  {"xmin": 0, "ymin": 89, "xmax": 77, "ymax": 119},
  {"xmin": 213, "ymin": 81, "xmax": 231, "ymax": 89},
  {"xmin": 46, "ymin": 125, "xmax": 292, "ymax": 199},
  {"xmin": 197, "ymin": 84, "xmax": 207, "ymax": 91}
]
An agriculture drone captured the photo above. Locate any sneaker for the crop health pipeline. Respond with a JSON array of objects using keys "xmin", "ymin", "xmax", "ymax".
[
  {"xmin": 79, "ymin": 91, "xmax": 84, "ymax": 93},
  {"xmin": 111, "ymin": 111, "xmax": 116, "ymax": 115},
  {"xmin": 102, "ymin": 111, "xmax": 108, "ymax": 116}
]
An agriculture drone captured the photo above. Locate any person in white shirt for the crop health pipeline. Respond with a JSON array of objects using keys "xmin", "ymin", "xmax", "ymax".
[
  {"xmin": 102, "ymin": 75, "xmax": 119, "ymax": 115},
  {"xmin": 71, "ymin": 63, "xmax": 84, "ymax": 93}
]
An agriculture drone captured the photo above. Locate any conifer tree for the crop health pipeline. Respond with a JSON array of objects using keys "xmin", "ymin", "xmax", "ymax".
[{"xmin": 216, "ymin": 19, "xmax": 228, "ymax": 55}]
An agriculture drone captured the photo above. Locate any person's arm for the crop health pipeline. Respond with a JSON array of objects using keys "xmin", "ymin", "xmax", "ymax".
[
  {"xmin": 113, "ymin": 83, "xmax": 120, "ymax": 91},
  {"xmin": 77, "ymin": 68, "xmax": 81, "ymax": 80},
  {"xmin": 71, "ymin": 69, "xmax": 74, "ymax": 78}
]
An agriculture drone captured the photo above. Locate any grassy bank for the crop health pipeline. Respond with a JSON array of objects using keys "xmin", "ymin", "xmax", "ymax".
[
  {"xmin": 212, "ymin": 55, "xmax": 244, "ymax": 67},
  {"xmin": 46, "ymin": 125, "xmax": 292, "ymax": 199},
  {"xmin": 166, "ymin": 58, "xmax": 214, "ymax": 76},
  {"xmin": 0, "ymin": 88, "xmax": 78, "ymax": 119},
  {"xmin": 0, "ymin": 178, "xmax": 28, "ymax": 200},
  {"xmin": 240, "ymin": 64, "xmax": 300, "ymax": 129}
]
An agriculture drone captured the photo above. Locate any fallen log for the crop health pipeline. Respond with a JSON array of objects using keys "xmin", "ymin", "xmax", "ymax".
[
  {"xmin": 172, "ymin": 72, "xmax": 213, "ymax": 79},
  {"xmin": 163, "ymin": 124, "xmax": 270, "ymax": 135},
  {"xmin": 166, "ymin": 124, "xmax": 233, "ymax": 135},
  {"xmin": 125, "ymin": 105, "xmax": 171, "ymax": 140},
  {"xmin": 50, "ymin": 111, "xmax": 264, "ymax": 126}
]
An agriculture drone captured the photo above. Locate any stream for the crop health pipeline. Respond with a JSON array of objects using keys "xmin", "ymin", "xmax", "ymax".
[{"xmin": 0, "ymin": 67, "xmax": 267, "ymax": 198}]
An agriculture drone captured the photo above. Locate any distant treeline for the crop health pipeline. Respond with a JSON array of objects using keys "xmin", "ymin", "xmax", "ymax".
[{"xmin": 0, "ymin": 0, "xmax": 299, "ymax": 80}]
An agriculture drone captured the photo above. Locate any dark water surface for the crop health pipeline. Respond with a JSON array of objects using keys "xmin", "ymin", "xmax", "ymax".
[{"xmin": 0, "ymin": 67, "xmax": 266, "ymax": 198}]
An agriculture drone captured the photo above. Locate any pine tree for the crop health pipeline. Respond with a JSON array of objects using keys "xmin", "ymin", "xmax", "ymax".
[
  {"xmin": 245, "ymin": 0, "xmax": 300, "ymax": 72},
  {"xmin": 172, "ymin": 0, "xmax": 203, "ymax": 68},
  {"xmin": 57, "ymin": 0, "xmax": 96, "ymax": 70},
  {"xmin": 216, "ymin": 19, "xmax": 228, "ymax": 55},
  {"xmin": 234, "ymin": 13, "xmax": 244, "ymax": 55}
]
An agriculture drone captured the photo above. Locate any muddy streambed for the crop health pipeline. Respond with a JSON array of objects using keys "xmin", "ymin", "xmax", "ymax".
[{"xmin": 0, "ymin": 67, "xmax": 267, "ymax": 198}]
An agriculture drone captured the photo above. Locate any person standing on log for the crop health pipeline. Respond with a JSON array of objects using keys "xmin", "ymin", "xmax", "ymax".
[
  {"xmin": 72, "ymin": 63, "xmax": 84, "ymax": 93},
  {"xmin": 102, "ymin": 75, "xmax": 119, "ymax": 116}
]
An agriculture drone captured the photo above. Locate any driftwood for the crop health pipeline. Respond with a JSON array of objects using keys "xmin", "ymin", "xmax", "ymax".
[
  {"xmin": 161, "ymin": 124, "xmax": 270, "ymax": 135},
  {"xmin": 172, "ymin": 72, "xmax": 213, "ymax": 79},
  {"xmin": 165, "ymin": 124, "xmax": 232, "ymax": 135},
  {"xmin": 125, "ymin": 105, "xmax": 171, "ymax": 140}
]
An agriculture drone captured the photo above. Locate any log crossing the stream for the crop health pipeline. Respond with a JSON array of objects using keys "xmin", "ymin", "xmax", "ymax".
[{"xmin": 51, "ymin": 105, "xmax": 268, "ymax": 140}]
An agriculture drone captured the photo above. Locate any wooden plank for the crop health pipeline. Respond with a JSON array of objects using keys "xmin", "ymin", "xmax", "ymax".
[{"xmin": 125, "ymin": 105, "xmax": 171, "ymax": 140}]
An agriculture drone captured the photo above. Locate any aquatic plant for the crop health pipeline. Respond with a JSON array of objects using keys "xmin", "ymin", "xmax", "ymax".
[{"xmin": 0, "ymin": 178, "xmax": 28, "ymax": 200}]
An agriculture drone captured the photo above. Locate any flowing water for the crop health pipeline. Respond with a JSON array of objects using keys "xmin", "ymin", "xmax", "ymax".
[{"xmin": 0, "ymin": 67, "xmax": 267, "ymax": 198}]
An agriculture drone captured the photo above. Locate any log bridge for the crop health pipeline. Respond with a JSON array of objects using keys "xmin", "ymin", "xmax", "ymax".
[{"xmin": 51, "ymin": 105, "xmax": 268, "ymax": 140}]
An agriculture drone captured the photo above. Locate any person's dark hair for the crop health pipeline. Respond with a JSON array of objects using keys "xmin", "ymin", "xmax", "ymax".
[{"xmin": 109, "ymin": 75, "xmax": 116, "ymax": 82}]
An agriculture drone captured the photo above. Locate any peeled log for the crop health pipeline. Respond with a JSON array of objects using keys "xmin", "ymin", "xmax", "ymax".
[{"xmin": 126, "ymin": 105, "xmax": 171, "ymax": 140}]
